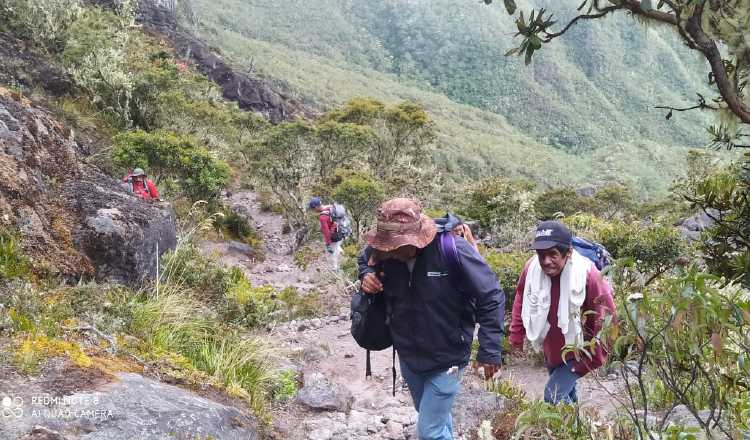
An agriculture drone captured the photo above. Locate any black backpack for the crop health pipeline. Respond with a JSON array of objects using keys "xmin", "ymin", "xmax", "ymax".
[{"xmin": 350, "ymin": 282, "xmax": 396, "ymax": 394}]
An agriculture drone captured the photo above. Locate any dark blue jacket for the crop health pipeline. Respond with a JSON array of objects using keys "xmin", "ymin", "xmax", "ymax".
[{"xmin": 357, "ymin": 237, "xmax": 505, "ymax": 373}]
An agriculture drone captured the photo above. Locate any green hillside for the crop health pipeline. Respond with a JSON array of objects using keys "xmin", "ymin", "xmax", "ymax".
[{"xmin": 188, "ymin": 0, "xmax": 712, "ymax": 196}]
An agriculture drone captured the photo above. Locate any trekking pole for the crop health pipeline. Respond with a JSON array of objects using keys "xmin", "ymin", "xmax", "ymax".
[{"xmin": 156, "ymin": 241, "xmax": 159, "ymax": 300}]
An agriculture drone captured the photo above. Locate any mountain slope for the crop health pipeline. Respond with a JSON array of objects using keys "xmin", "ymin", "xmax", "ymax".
[
  {"xmin": 191, "ymin": 0, "xmax": 710, "ymax": 151},
  {"xmin": 184, "ymin": 0, "xmax": 707, "ymax": 197}
]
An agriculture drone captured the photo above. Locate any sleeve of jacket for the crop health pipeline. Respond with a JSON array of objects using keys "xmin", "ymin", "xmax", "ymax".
[
  {"xmin": 573, "ymin": 267, "xmax": 617, "ymax": 376},
  {"xmin": 147, "ymin": 179, "xmax": 159, "ymax": 199},
  {"xmin": 508, "ymin": 260, "xmax": 532, "ymax": 349},
  {"xmin": 319, "ymin": 214, "xmax": 332, "ymax": 245},
  {"xmin": 455, "ymin": 238, "xmax": 505, "ymax": 365},
  {"xmin": 357, "ymin": 246, "xmax": 375, "ymax": 281}
]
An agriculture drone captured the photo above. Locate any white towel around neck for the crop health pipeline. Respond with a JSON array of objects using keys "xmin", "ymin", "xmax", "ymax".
[{"xmin": 521, "ymin": 249, "xmax": 591, "ymax": 352}]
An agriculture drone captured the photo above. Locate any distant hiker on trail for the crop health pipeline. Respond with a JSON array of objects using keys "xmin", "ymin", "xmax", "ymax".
[
  {"xmin": 509, "ymin": 220, "xmax": 616, "ymax": 405},
  {"xmin": 358, "ymin": 198, "xmax": 504, "ymax": 440},
  {"xmin": 122, "ymin": 168, "xmax": 159, "ymax": 201},
  {"xmin": 308, "ymin": 197, "xmax": 348, "ymax": 270}
]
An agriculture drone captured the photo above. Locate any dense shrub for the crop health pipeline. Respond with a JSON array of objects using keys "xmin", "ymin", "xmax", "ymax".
[
  {"xmin": 0, "ymin": 0, "xmax": 83, "ymax": 52},
  {"xmin": 679, "ymin": 153, "xmax": 750, "ymax": 286},
  {"xmin": 481, "ymin": 249, "xmax": 528, "ymax": 312},
  {"xmin": 564, "ymin": 213, "xmax": 683, "ymax": 276},
  {"xmin": 459, "ymin": 176, "xmax": 537, "ymax": 249},
  {"xmin": 159, "ymin": 242, "xmax": 235, "ymax": 302},
  {"xmin": 112, "ymin": 129, "xmax": 230, "ymax": 201},
  {"xmin": 533, "ymin": 187, "xmax": 593, "ymax": 221},
  {"xmin": 212, "ymin": 209, "xmax": 260, "ymax": 246},
  {"xmin": 461, "ymin": 177, "xmax": 535, "ymax": 228}
]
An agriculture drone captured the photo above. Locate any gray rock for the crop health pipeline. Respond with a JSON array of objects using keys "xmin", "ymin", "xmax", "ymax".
[
  {"xmin": 307, "ymin": 428, "xmax": 333, "ymax": 440},
  {"xmin": 298, "ymin": 373, "xmax": 354, "ymax": 413},
  {"xmin": 675, "ymin": 210, "xmax": 718, "ymax": 241},
  {"xmin": 0, "ymin": 372, "xmax": 259, "ymax": 440},
  {"xmin": 452, "ymin": 386, "xmax": 507, "ymax": 435},
  {"xmin": 72, "ymin": 187, "xmax": 177, "ymax": 285},
  {"xmin": 136, "ymin": 0, "xmax": 305, "ymax": 122},
  {"xmin": 384, "ymin": 420, "xmax": 404, "ymax": 439},
  {"xmin": 227, "ymin": 240, "xmax": 253, "ymax": 256}
]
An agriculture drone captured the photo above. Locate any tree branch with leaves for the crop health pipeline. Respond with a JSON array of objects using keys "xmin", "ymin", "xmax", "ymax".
[{"xmin": 484, "ymin": 0, "xmax": 750, "ymax": 149}]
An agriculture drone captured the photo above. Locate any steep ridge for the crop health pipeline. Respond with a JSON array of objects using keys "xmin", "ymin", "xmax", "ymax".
[{"xmin": 132, "ymin": 0, "xmax": 310, "ymax": 123}]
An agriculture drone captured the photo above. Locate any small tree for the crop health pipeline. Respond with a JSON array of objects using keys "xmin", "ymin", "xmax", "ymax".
[
  {"xmin": 592, "ymin": 184, "xmax": 636, "ymax": 221},
  {"xmin": 248, "ymin": 121, "xmax": 316, "ymax": 246},
  {"xmin": 325, "ymin": 98, "xmax": 436, "ymax": 181},
  {"xmin": 331, "ymin": 171, "xmax": 384, "ymax": 240},
  {"xmin": 460, "ymin": 176, "xmax": 537, "ymax": 249},
  {"xmin": 312, "ymin": 121, "xmax": 375, "ymax": 179}
]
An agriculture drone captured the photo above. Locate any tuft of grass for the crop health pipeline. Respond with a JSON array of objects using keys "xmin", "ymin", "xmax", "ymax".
[
  {"xmin": 293, "ymin": 245, "xmax": 317, "ymax": 270},
  {"xmin": 0, "ymin": 229, "xmax": 30, "ymax": 280},
  {"xmin": 487, "ymin": 375, "xmax": 527, "ymax": 403},
  {"xmin": 212, "ymin": 208, "xmax": 262, "ymax": 247},
  {"xmin": 126, "ymin": 289, "xmax": 284, "ymax": 417}
]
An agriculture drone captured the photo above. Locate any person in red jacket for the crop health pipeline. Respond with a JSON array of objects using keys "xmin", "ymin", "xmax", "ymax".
[
  {"xmin": 122, "ymin": 168, "xmax": 159, "ymax": 201},
  {"xmin": 509, "ymin": 221, "xmax": 615, "ymax": 404},
  {"xmin": 308, "ymin": 197, "xmax": 342, "ymax": 269}
]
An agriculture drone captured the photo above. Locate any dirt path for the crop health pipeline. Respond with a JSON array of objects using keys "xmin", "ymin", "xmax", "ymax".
[{"xmin": 209, "ymin": 191, "xmax": 622, "ymax": 440}]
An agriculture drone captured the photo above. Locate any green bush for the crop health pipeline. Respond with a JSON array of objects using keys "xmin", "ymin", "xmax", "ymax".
[
  {"xmin": 213, "ymin": 209, "xmax": 260, "ymax": 246},
  {"xmin": 564, "ymin": 213, "xmax": 683, "ymax": 276},
  {"xmin": 533, "ymin": 187, "xmax": 593, "ymax": 221},
  {"xmin": 112, "ymin": 129, "xmax": 230, "ymax": 201},
  {"xmin": 340, "ymin": 243, "xmax": 362, "ymax": 282},
  {"xmin": 222, "ymin": 273, "xmax": 279, "ymax": 329},
  {"xmin": 331, "ymin": 170, "xmax": 384, "ymax": 239},
  {"xmin": 679, "ymin": 153, "xmax": 750, "ymax": 286},
  {"xmin": 159, "ymin": 243, "xmax": 235, "ymax": 302},
  {"xmin": 126, "ymin": 290, "xmax": 279, "ymax": 415},
  {"xmin": 481, "ymin": 249, "xmax": 528, "ymax": 312},
  {"xmin": 460, "ymin": 177, "xmax": 535, "ymax": 229},
  {"xmin": 459, "ymin": 176, "xmax": 537, "ymax": 249},
  {"xmin": 0, "ymin": 230, "xmax": 30, "ymax": 280},
  {"xmin": 0, "ymin": 0, "xmax": 83, "ymax": 52},
  {"xmin": 604, "ymin": 267, "xmax": 750, "ymax": 437}
]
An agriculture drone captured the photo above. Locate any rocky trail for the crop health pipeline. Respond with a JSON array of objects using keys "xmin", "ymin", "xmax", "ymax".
[{"xmin": 207, "ymin": 192, "xmax": 623, "ymax": 440}]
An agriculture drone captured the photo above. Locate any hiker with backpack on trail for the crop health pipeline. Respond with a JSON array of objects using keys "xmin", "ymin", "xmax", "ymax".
[
  {"xmin": 122, "ymin": 168, "xmax": 159, "ymax": 201},
  {"xmin": 509, "ymin": 220, "xmax": 616, "ymax": 405},
  {"xmin": 356, "ymin": 198, "xmax": 504, "ymax": 440},
  {"xmin": 308, "ymin": 197, "xmax": 350, "ymax": 270}
]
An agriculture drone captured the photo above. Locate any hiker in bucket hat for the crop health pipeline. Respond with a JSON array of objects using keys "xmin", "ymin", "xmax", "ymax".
[
  {"xmin": 358, "ymin": 198, "xmax": 505, "ymax": 440},
  {"xmin": 122, "ymin": 167, "xmax": 159, "ymax": 201}
]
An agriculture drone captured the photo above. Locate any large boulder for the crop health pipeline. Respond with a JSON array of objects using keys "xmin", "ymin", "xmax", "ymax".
[
  {"xmin": 0, "ymin": 87, "xmax": 176, "ymax": 285},
  {"xmin": 0, "ymin": 370, "xmax": 260, "ymax": 440}
]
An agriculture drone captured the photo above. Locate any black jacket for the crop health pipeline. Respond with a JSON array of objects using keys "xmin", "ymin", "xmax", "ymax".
[{"xmin": 357, "ymin": 237, "xmax": 505, "ymax": 373}]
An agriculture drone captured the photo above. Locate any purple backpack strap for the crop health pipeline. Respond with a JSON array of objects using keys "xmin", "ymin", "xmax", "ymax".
[{"xmin": 438, "ymin": 232, "xmax": 462, "ymax": 274}]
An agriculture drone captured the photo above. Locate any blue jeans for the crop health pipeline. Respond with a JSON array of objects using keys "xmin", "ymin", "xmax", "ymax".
[
  {"xmin": 544, "ymin": 362, "xmax": 580, "ymax": 404},
  {"xmin": 399, "ymin": 358, "xmax": 464, "ymax": 440}
]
